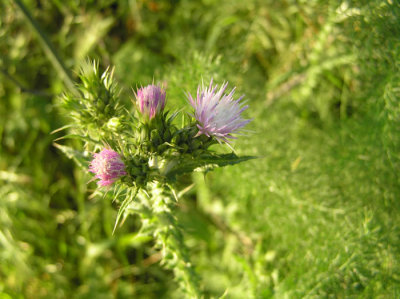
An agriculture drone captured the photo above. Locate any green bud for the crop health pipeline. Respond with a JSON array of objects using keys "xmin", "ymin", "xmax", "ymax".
[{"xmin": 106, "ymin": 117, "xmax": 121, "ymax": 131}]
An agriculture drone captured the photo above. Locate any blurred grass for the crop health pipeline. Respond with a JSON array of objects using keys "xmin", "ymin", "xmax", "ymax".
[{"xmin": 1, "ymin": 0, "xmax": 400, "ymax": 298}]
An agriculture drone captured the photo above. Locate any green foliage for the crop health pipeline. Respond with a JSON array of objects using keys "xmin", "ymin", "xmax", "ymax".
[
  {"xmin": 61, "ymin": 61, "xmax": 124, "ymax": 133},
  {"xmin": 1, "ymin": 0, "xmax": 400, "ymax": 298},
  {"xmin": 164, "ymin": 152, "xmax": 256, "ymax": 180}
]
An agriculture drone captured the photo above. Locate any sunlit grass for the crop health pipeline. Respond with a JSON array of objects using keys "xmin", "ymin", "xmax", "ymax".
[{"xmin": 1, "ymin": 0, "xmax": 400, "ymax": 297}]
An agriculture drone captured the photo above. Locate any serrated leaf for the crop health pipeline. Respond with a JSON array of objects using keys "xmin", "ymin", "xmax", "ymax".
[
  {"xmin": 53, "ymin": 134, "xmax": 99, "ymax": 144},
  {"xmin": 199, "ymin": 153, "xmax": 257, "ymax": 167},
  {"xmin": 165, "ymin": 153, "xmax": 257, "ymax": 179},
  {"xmin": 113, "ymin": 187, "xmax": 138, "ymax": 234}
]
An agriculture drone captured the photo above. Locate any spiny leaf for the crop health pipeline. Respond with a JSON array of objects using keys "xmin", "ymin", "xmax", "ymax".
[
  {"xmin": 50, "ymin": 124, "xmax": 74, "ymax": 135},
  {"xmin": 113, "ymin": 187, "xmax": 139, "ymax": 234},
  {"xmin": 165, "ymin": 153, "xmax": 257, "ymax": 179},
  {"xmin": 53, "ymin": 134, "xmax": 100, "ymax": 144}
]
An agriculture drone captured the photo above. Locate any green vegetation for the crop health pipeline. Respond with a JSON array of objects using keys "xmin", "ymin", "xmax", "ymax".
[{"xmin": 1, "ymin": 0, "xmax": 400, "ymax": 298}]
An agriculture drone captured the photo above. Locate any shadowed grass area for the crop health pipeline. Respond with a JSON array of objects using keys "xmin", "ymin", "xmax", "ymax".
[{"xmin": 1, "ymin": 0, "xmax": 400, "ymax": 297}]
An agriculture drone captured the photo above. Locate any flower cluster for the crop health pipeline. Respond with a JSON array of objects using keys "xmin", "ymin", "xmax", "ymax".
[
  {"xmin": 89, "ymin": 79, "xmax": 250, "ymax": 186},
  {"xmin": 60, "ymin": 65, "xmax": 253, "ymax": 297}
]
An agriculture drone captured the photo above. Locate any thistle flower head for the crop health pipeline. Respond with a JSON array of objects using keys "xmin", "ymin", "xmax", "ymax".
[
  {"xmin": 136, "ymin": 84, "xmax": 166, "ymax": 119},
  {"xmin": 89, "ymin": 149, "xmax": 127, "ymax": 186},
  {"xmin": 187, "ymin": 79, "xmax": 251, "ymax": 143}
]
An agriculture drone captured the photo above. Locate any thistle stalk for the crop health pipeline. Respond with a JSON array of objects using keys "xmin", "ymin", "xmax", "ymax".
[{"xmin": 132, "ymin": 183, "xmax": 202, "ymax": 298}]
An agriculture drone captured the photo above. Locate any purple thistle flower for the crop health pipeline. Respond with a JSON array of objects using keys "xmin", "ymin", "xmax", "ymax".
[
  {"xmin": 89, "ymin": 149, "xmax": 127, "ymax": 186},
  {"xmin": 187, "ymin": 79, "xmax": 251, "ymax": 143},
  {"xmin": 136, "ymin": 84, "xmax": 166, "ymax": 119}
]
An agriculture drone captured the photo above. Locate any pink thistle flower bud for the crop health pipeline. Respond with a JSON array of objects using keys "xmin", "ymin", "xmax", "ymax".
[
  {"xmin": 187, "ymin": 79, "xmax": 251, "ymax": 143},
  {"xmin": 136, "ymin": 84, "xmax": 166, "ymax": 119},
  {"xmin": 89, "ymin": 149, "xmax": 127, "ymax": 186}
]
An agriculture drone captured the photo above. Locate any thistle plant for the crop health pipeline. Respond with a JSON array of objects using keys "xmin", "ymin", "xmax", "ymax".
[{"xmin": 57, "ymin": 61, "xmax": 253, "ymax": 298}]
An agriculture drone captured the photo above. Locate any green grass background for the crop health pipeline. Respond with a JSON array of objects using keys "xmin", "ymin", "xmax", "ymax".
[{"xmin": 1, "ymin": 0, "xmax": 400, "ymax": 298}]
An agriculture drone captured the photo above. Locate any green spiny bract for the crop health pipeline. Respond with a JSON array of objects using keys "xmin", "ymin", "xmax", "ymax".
[{"xmin": 60, "ymin": 61, "xmax": 126, "ymax": 142}]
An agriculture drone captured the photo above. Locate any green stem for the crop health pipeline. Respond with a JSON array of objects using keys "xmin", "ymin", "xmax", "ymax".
[
  {"xmin": 136, "ymin": 183, "xmax": 202, "ymax": 298},
  {"xmin": 12, "ymin": 0, "xmax": 79, "ymax": 96},
  {"xmin": 160, "ymin": 211, "xmax": 202, "ymax": 298}
]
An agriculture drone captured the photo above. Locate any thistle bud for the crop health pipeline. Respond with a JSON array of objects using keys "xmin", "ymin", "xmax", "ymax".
[
  {"xmin": 106, "ymin": 117, "xmax": 121, "ymax": 131},
  {"xmin": 136, "ymin": 84, "xmax": 166, "ymax": 119},
  {"xmin": 89, "ymin": 149, "xmax": 127, "ymax": 186}
]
